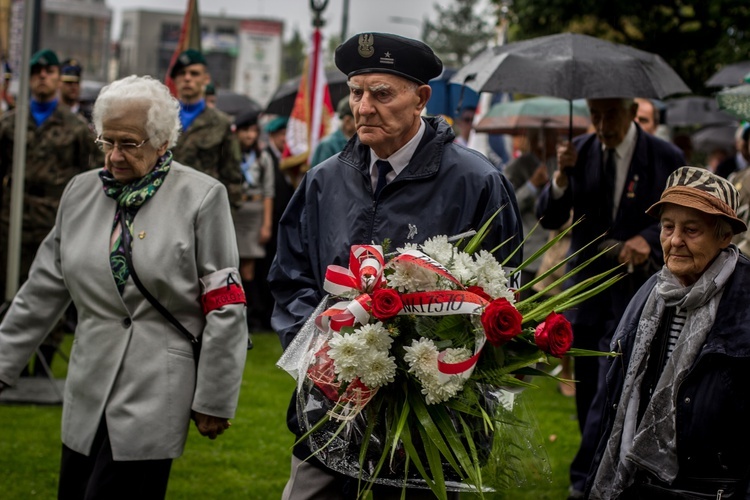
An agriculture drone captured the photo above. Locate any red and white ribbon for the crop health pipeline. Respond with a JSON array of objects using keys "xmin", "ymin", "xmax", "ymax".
[{"xmin": 323, "ymin": 245, "xmax": 385, "ymax": 296}]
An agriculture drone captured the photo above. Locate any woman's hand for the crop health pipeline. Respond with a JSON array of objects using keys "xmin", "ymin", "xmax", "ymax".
[{"xmin": 193, "ymin": 412, "xmax": 231, "ymax": 440}]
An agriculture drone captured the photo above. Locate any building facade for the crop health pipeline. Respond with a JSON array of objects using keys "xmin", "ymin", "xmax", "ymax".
[{"xmin": 118, "ymin": 9, "xmax": 283, "ymax": 96}]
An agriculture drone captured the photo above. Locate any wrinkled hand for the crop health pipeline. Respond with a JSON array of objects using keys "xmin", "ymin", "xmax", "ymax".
[
  {"xmin": 554, "ymin": 142, "xmax": 578, "ymax": 189},
  {"xmin": 193, "ymin": 412, "xmax": 231, "ymax": 440},
  {"xmin": 530, "ymin": 163, "xmax": 550, "ymax": 188},
  {"xmin": 618, "ymin": 235, "xmax": 651, "ymax": 267}
]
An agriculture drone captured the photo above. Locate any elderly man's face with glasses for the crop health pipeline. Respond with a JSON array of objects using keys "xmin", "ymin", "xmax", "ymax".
[{"xmin": 99, "ymin": 108, "xmax": 167, "ymax": 183}]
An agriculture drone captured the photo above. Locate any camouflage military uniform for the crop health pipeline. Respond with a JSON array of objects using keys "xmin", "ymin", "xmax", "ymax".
[
  {"xmin": 171, "ymin": 106, "xmax": 243, "ymax": 207},
  {"xmin": 0, "ymin": 104, "xmax": 95, "ymax": 290}
]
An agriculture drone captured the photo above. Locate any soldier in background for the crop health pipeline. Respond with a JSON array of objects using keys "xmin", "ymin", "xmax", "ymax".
[
  {"xmin": 60, "ymin": 59, "xmax": 83, "ymax": 117},
  {"xmin": 169, "ymin": 50, "xmax": 242, "ymax": 207},
  {"xmin": 0, "ymin": 49, "xmax": 94, "ymax": 374}
]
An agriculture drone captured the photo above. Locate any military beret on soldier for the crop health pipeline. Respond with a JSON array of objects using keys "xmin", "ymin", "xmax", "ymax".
[
  {"xmin": 234, "ymin": 109, "xmax": 259, "ymax": 129},
  {"xmin": 30, "ymin": 49, "xmax": 60, "ymax": 70},
  {"xmin": 334, "ymin": 32, "xmax": 443, "ymax": 86},
  {"xmin": 205, "ymin": 82, "xmax": 216, "ymax": 96},
  {"xmin": 170, "ymin": 49, "xmax": 207, "ymax": 78},
  {"xmin": 265, "ymin": 116, "xmax": 288, "ymax": 134},
  {"xmin": 61, "ymin": 59, "xmax": 83, "ymax": 82}
]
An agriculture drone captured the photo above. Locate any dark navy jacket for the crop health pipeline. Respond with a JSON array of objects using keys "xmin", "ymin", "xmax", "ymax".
[
  {"xmin": 269, "ymin": 116, "xmax": 523, "ymax": 349},
  {"xmin": 536, "ymin": 126, "xmax": 684, "ymax": 326},
  {"xmin": 584, "ymin": 252, "xmax": 750, "ymax": 496}
]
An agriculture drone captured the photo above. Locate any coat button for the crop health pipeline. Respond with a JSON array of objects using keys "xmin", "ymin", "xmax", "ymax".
[
  {"xmin": 684, "ymin": 397, "xmax": 691, "ymax": 404},
  {"xmin": 612, "ymin": 403, "xmax": 617, "ymax": 410},
  {"xmin": 122, "ymin": 317, "xmax": 132, "ymax": 328}
]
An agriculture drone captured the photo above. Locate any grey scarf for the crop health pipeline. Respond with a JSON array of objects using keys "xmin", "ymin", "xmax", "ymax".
[{"xmin": 590, "ymin": 246, "xmax": 738, "ymax": 499}]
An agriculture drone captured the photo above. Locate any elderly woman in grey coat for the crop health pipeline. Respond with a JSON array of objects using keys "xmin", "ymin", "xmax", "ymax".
[
  {"xmin": 0, "ymin": 75, "xmax": 248, "ymax": 498},
  {"xmin": 585, "ymin": 166, "xmax": 750, "ymax": 499}
]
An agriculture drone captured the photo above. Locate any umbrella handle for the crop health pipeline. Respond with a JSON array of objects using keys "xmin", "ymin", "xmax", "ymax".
[
  {"xmin": 569, "ymin": 100, "xmax": 573, "ymax": 142},
  {"xmin": 456, "ymin": 74, "xmax": 476, "ymax": 117}
]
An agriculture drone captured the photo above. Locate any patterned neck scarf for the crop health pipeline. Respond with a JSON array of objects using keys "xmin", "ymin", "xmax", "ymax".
[{"xmin": 99, "ymin": 152, "xmax": 172, "ymax": 293}]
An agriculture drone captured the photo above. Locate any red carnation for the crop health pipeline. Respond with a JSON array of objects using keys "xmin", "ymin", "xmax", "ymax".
[
  {"xmin": 534, "ymin": 312, "xmax": 574, "ymax": 358},
  {"xmin": 466, "ymin": 285, "xmax": 492, "ymax": 302},
  {"xmin": 481, "ymin": 298, "xmax": 523, "ymax": 346},
  {"xmin": 371, "ymin": 288, "xmax": 403, "ymax": 320}
]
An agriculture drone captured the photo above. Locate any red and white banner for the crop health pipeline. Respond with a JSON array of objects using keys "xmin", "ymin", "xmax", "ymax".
[{"xmin": 283, "ymin": 27, "xmax": 335, "ymax": 166}]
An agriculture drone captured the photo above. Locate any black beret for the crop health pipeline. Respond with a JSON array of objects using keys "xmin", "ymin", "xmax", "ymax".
[
  {"xmin": 335, "ymin": 32, "xmax": 443, "ymax": 85},
  {"xmin": 61, "ymin": 58, "xmax": 82, "ymax": 82},
  {"xmin": 234, "ymin": 109, "xmax": 259, "ymax": 129},
  {"xmin": 170, "ymin": 49, "xmax": 207, "ymax": 78}
]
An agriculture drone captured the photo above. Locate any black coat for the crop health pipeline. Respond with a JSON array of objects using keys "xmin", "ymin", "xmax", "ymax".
[
  {"xmin": 584, "ymin": 252, "xmax": 750, "ymax": 496},
  {"xmin": 536, "ymin": 126, "xmax": 684, "ymax": 326}
]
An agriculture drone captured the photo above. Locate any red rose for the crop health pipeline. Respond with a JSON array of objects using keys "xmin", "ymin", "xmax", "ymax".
[
  {"xmin": 481, "ymin": 298, "xmax": 523, "ymax": 346},
  {"xmin": 371, "ymin": 288, "xmax": 403, "ymax": 320},
  {"xmin": 466, "ymin": 285, "xmax": 492, "ymax": 302},
  {"xmin": 534, "ymin": 312, "xmax": 573, "ymax": 358}
]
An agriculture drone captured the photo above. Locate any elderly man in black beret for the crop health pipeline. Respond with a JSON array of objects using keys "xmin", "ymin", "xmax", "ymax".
[{"xmin": 269, "ymin": 32, "xmax": 523, "ymax": 500}]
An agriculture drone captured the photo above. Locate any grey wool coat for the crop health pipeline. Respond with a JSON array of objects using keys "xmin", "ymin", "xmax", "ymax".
[{"xmin": 0, "ymin": 161, "xmax": 248, "ymax": 460}]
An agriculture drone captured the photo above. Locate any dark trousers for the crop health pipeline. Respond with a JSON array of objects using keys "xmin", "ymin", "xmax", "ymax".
[
  {"xmin": 568, "ymin": 321, "xmax": 616, "ymax": 493},
  {"xmin": 58, "ymin": 418, "xmax": 173, "ymax": 500}
]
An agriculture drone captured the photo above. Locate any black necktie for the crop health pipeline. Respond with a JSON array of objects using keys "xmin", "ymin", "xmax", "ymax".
[
  {"xmin": 603, "ymin": 149, "xmax": 617, "ymax": 219},
  {"xmin": 374, "ymin": 160, "xmax": 392, "ymax": 198}
]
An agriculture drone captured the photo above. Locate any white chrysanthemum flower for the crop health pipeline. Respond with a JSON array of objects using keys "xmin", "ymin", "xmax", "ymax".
[
  {"xmin": 335, "ymin": 363, "xmax": 359, "ymax": 383},
  {"xmin": 387, "ymin": 262, "xmax": 439, "ymax": 292},
  {"xmin": 359, "ymin": 350, "xmax": 397, "ymax": 388},
  {"xmin": 418, "ymin": 370, "xmax": 464, "ymax": 405},
  {"xmin": 396, "ymin": 243, "xmax": 419, "ymax": 253},
  {"xmin": 472, "ymin": 250, "xmax": 513, "ymax": 301},
  {"xmin": 328, "ymin": 332, "xmax": 366, "ymax": 369},
  {"xmin": 403, "ymin": 337, "xmax": 438, "ymax": 377},
  {"xmin": 441, "ymin": 347, "xmax": 472, "ymax": 364},
  {"xmin": 420, "ymin": 235, "xmax": 454, "ymax": 265},
  {"xmin": 355, "ymin": 322, "xmax": 393, "ymax": 351},
  {"xmin": 448, "ymin": 250, "xmax": 475, "ymax": 284}
]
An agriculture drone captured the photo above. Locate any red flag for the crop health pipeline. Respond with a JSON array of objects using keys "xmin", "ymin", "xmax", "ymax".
[
  {"xmin": 282, "ymin": 27, "xmax": 335, "ymax": 172},
  {"xmin": 164, "ymin": 0, "xmax": 202, "ymax": 96}
]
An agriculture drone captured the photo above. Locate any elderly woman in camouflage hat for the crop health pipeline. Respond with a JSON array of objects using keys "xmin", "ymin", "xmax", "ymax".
[
  {"xmin": 583, "ymin": 166, "xmax": 750, "ymax": 499},
  {"xmin": 0, "ymin": 75, "xmax": 248, "ymax": 498}
]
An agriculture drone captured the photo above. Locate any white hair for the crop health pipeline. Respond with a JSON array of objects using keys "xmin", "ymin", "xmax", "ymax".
[{"xmin": 92, "ymin": 75, "xmax": 181, "ymax": 148}]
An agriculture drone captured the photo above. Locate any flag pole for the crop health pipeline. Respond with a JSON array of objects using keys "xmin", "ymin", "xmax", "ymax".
[{"xmin": 4, "ymin": 0, "xmax": 35, "ymax": 302}]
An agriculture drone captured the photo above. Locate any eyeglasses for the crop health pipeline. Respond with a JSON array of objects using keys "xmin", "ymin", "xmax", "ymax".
[{"xmin": 95, "ymin": 136, "xmax": 150, "ymax": 155}]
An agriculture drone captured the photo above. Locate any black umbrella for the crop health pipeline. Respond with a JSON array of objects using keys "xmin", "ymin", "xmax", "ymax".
[
  {"xmin": 451, "ymin": 33, "xmax": 689, "ymax": 140},
  {"xmin": 265, "ymin": 69, "xmax": 349, "ymax": 116},
  {"xmin": 690, "ymin": 124, "xmax": 738, "ymax": 154},
  {"xmin": 705, "ymin": 60, "xmax": 750, "ymax": 88},
  {"xmin": 452, "ymin": 33, "xmax": 690, "ymax": 101},
  {"xmin": 664, "ymin": 96, "xmax": 737, "ymax": 127},
  {"xmin": 215, "ymin": 89, "xmax": 261, "ymax": 118}
]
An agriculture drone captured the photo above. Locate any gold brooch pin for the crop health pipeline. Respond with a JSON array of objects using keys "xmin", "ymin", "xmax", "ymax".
[{"xmin": 138, "ymin": 231, "xmax": 146, "ymax": 239}]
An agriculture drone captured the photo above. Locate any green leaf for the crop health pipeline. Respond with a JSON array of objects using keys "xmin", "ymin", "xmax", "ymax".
[{"xmin": 464, "ymin": 205, "xmax": 505, "ymax": 255}]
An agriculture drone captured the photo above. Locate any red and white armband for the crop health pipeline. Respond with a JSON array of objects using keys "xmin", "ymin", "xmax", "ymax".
[{"xmin": 200, "ymin": 268, "xmax": 246, "ymax": 315}]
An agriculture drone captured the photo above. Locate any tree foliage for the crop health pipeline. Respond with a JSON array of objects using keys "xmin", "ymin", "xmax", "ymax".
[
  {"xmin": 282, "ymin": 29, "xmax": 306, "ymax": 82},
  {"xmin": 502, "ymin": 0, "xmax": 750, "ymax": 95},
  {"xmin": 422, "ymin": 0, "xmax": 499, "ymax": 69}
]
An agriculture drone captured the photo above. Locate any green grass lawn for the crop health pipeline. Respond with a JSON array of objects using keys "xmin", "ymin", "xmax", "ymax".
[{"xmin": 0, "ymin": 333, "xmax": 581, "ymax": 499}]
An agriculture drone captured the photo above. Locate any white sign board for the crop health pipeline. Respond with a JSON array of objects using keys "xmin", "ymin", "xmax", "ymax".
[{"xmin": 234, "ymin": 19, "xmax": 283, "ymax": 108}]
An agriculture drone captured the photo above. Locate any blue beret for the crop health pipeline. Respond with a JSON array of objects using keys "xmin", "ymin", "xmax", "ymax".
[
  {"xmin": 61, "ymin": 58, "xmax": 82, "ymax": 82},
  {"xmin": 335, "ymin": 32, "xmax": 443, "ymax": 85},
  {"xmin": 170, "ymin": 49, "xmax": 207, "ymax": 78},
  {"xmin": 265, "ymin": 116, "xmax": 288, "ymax": 134}
]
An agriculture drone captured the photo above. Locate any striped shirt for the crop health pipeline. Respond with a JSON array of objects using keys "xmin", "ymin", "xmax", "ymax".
[{"xmin": 665, "ymin": 307, "xmax": 687, "ymax": 366}]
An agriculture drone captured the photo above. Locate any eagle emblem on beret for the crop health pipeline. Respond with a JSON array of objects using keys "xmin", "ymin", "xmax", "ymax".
[{"xmin": 358, "ymin": 34, "xmax": 374, "ymax": 58}]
